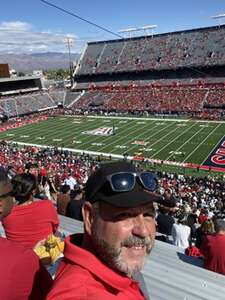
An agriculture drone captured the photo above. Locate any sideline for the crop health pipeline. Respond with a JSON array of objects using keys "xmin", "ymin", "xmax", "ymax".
[{"xmin": 64, "ymin": 114, "xmax": 225, "ymax": 124}]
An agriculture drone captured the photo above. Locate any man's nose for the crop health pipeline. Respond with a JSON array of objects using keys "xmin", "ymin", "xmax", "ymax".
[{"xmin": 132, "ymin": 215, "xmax": 149, "ymax": 237}]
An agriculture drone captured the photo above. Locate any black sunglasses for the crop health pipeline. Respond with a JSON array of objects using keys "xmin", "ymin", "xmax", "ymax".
[{"xmin": 106, "ymin": 171, "xmax": 158, "ymax": 193}]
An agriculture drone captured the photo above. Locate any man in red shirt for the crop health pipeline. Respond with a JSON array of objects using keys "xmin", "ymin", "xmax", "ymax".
[
  {"xmin": 0, "ymin": 168, "xmax": 52, "ymax": 299},
  {"xmin": 47, "ymin": 161, "xmax": 176, "ymax": 299},
  {"xmin": 201, "ymin": 219, "xmax": 225, "ymax": 276}
]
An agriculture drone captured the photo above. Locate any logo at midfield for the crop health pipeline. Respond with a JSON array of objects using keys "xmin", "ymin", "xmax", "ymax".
[{"xmin": 82, "ymin": 127, "xmax": 114, "ymax": 136}]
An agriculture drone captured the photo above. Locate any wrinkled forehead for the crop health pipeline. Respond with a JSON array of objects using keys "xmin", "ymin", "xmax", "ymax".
[{"xmin": 99, "ymin": 201, "xmax": 155, "ymax": 218}]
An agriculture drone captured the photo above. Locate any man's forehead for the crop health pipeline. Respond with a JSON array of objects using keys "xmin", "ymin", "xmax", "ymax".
[{"xmin": 100, "ymin": 201, "xmax": 155, "ymax": 213}]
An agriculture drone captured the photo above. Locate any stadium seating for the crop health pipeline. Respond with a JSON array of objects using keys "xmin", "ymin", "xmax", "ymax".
[
  {"xmin": 204, "ymin": 88, "xmax": 225, "ymax": 106},
  {"xmin": 64, "ymin": 91, "xmax": 82, "ymax": 107},
  {"xmin": 0, "ymin": 92, "xmax": 56, "ymax": 117},
  {"xmin": 49, "ymin": 91, "xmax": 66, "ymax": 105},
  {"xmin": 76, "ymin": 26, "xmax": 225, "ymax": 75},
  {"xmin": 70, "ymin": 84, "xmax": 225, "ymax": 114}
]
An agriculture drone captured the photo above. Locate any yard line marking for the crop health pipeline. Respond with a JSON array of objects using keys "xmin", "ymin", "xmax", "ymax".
[
  {"xmin": 125, "ymin": 123, "xmax": 177, "ymax": 154},
  {"xmin": 184, "ymin": 123, "xmax": 222, "ymax": 163},
  {"xmin": 151, "ymin": 122, "xmax": 197, "ymax": 158},
  {"xmin": 83, "ymin": 115, "xmax": 225, "ymax": 124},
  {"xmin": 98, "ymin": 120, "xmax": 165, "ymax": 152},
  {"xmin": 5, "ymin": 118, "xmax": 97, "ymax": 145},
  {"xmin": 165, "ymin": 126, "xmax": 207, "ymax": 161},
  {"xmin": 127, "ymin": 120, "xmax": 190, "ymax": 155}
]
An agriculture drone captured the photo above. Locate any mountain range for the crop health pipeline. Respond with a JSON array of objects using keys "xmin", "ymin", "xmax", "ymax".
[{"xmin": 0, "ymin": 52, "xmax": 80, "ymax": 72}]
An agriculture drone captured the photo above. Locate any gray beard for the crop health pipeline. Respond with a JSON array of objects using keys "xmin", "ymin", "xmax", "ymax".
[{"xmin": 91, "ymin": 225, "xmax": 154, "ymax": 278}]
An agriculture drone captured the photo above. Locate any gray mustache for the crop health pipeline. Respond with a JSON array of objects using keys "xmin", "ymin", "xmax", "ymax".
[{"xmin": 121, "ymin": 235, "xmax": 151, "ymax": 247}]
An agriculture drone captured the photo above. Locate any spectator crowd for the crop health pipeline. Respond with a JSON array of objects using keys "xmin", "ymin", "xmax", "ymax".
[
  {"xmin": 0, "ymin": 142, "xmax": 225, "ymax": 299},
  {"xmin": 70, "ymin": 83, "xmax": 225, "ymax": 120}
]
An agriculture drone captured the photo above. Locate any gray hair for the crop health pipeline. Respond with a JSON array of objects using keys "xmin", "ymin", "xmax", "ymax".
[{"xmin": 214, "ymin": 219, "xmax": 225, "ymax": 233}]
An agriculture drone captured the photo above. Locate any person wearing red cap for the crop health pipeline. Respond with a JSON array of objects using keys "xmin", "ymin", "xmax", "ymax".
[{"xmin": 47, "ymin": 161, "xmax": 176, "ymax": 299}]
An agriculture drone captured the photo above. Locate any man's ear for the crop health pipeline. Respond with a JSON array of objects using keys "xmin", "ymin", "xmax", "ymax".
[{"xmin": 82, "ymin": 201, "xmax": 95, "ymax": 235}]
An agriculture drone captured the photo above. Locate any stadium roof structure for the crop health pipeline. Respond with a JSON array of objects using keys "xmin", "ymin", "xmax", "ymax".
[
  {"xmin": 118, "ymin": 25, "xmax": 158, "ymax": 37},
  {"xmin": 0, "ymin": 75, "xmax": 41, "ymax": 83},
  {"xmin": 211, "ymin": 13, "xmax": 225, "ymax": 19}
]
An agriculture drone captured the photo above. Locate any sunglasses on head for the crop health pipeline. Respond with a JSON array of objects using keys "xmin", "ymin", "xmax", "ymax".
[{"xmin": 106, "ymin": 171, "xmax": 158, "ymax": 193}]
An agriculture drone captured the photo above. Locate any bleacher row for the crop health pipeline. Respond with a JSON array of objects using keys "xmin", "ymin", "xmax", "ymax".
[
  {"xmin": 70, "ymin": 84, "xmax": 225, "ymax": 113},
  {"xmin": 74, "ymin": 77, "xmax": 225, "ymax": 90},
  {"xmin": 0, "ymin": 84, "xmax": 224, "ymax": 117},
  {"xmin": 76, "ymin": 25, "xmax": 225, "ymax": 75},
  {"xmin": 0, "ymin": 91, "xmax": 82, "ymax": 117}
]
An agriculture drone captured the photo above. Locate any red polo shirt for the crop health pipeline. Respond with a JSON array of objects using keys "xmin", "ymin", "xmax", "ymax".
[
  {"xmin": 47, "ymin": 234, "xmax": 146, "ymax": 300},
  {"xmin": 201, "ymin": 233, "xmax": 225, "ymax": 275},
  {"xmin": 0, "ymin": 237, "xmax": 52, "ymax": 300}
]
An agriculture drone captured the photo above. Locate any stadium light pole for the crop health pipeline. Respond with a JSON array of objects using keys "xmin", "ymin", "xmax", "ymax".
[
  {"xmin": 141, "ymin": 25, "xmax": 157, "ymax": 36},
  {"xmin": 118, "ymin": 27, "xmax": 138, "ymax": 38},
  {"xmin": 64, "ymin": 37, "xmax": 74, "ymax": 87},
  {"xmin": 119, "ymin": 25, "xmax": 158, "ymax": 38}
]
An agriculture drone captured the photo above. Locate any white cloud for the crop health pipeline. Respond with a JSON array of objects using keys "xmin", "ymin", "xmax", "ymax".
[
  {"xmin": 1, "ymin": 21, "xmax": 32, "ymax": 31},
  {"xmin": 0, "ymin": 21, "xmax": 84, "ymax": 54}
]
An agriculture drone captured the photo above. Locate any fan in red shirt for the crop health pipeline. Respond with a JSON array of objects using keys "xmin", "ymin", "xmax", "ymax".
[
  {"xmin": 201, "ymin": 219, "xmax": 225, "ymax": 276},
  {"xmin": 2, "ymin": 173, "xmax": 59, "ymax": 249},
  {"xmin": 0, "ymin": 168, "xmax": 53, "ymax": 299},
  {"xmin": 0, "ymin": 237, "xmax": 53, "ymax": 300}
]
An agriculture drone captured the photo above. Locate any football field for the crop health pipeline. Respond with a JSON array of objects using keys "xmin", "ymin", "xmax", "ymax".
[{"xmin": 0, "ymin": 116, "xmax": 225, "ymax": 169}]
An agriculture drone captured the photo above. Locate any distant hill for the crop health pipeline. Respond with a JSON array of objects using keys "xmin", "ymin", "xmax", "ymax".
[{"xmin": 0, "ymin": 52, "xmax": 80, "ymax": 72}]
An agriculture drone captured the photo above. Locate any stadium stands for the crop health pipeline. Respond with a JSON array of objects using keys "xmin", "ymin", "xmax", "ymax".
[
  {"xmin": 70, "ymin": 25, "xmax": 225, "ymax": 119},
  {"xmin": 0, "ymin": 26, "xmax": 223, "ymax": 118},
  {"xmin": 0, "ymin": 92, "xmax": 56, "ymax": 117},
  {"xmin": 49, "ymin": 91, "xmax": 66, "ymax": 105},
  {"xmin": 205, "ymin": 88, "xmax": 225, "ymax": 106},
  {"xmin": 64, "ymin": 91, "xmax": 82, "ymax": 107},
  {"xmin": 70, "ymin": 83, "xmax": 225, "ymax": 114},
  {"xmin": 76, "ymin": 25, "xmax": 225, "ymax": 75}
]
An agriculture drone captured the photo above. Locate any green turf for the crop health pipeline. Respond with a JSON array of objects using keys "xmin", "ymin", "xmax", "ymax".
[{"xmin": 0, "ymin": 116, "xmax": 225, "ymax": 166}]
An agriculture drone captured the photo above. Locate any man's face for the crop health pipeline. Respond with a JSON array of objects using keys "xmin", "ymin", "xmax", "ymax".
[{"xmin": 88, "ymin": 201, "xmax": 156, "ymax": 277}]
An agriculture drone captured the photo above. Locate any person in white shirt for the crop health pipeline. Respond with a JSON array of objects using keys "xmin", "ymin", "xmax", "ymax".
[
  {"xmin": 63, "ymin": 173, "xmax": 77, "ymax": 190},
  {"xmin": 171, "ymin": 213, "xmax": 191, "ymax": 249}
]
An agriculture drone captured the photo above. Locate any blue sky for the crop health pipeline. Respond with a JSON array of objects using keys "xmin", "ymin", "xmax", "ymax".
[{"xmin": 0, "ymin": 0, "xmax": 224, "ymax": 53}]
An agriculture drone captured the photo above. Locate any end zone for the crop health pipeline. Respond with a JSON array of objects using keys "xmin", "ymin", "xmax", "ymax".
[{"xmin": 202, "ymin": 136, "xmax": 225, "ymax": 172}]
